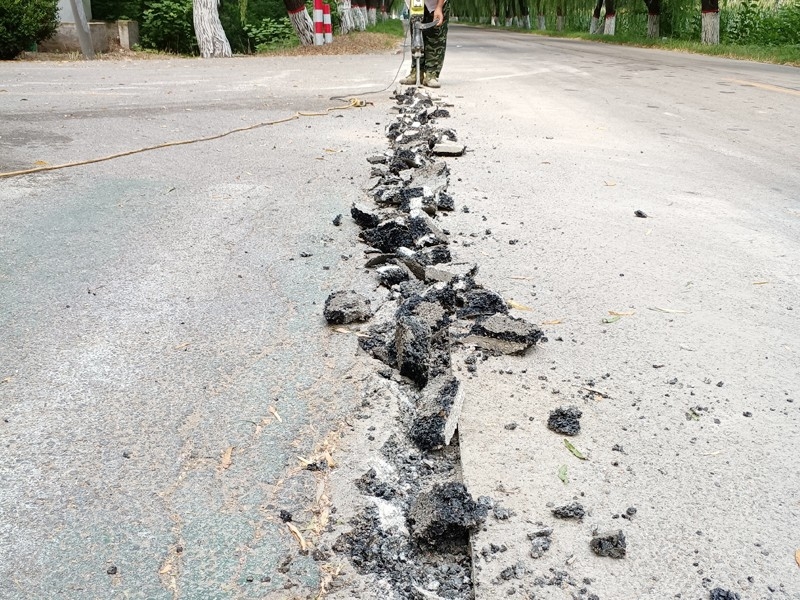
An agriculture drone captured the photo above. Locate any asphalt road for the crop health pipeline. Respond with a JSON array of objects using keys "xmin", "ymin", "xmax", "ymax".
[{"xmin": 2, "ymin": 27, "xmax": 799, "ymax": 600}]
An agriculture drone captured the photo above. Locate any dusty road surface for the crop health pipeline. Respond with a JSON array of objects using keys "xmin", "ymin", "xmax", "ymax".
[{"xmin": 2, "ymin": 26, "xmax": 799, "ymax": 600}]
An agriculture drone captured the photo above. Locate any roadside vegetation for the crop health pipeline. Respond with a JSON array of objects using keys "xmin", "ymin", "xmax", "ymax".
[
  {"xmin": 456, "ymin": 0, "xmax": 800, "ymax": 65},
  {"xmin": 0, "ymin": 0, "xmax": 59, "ymax": 59}
]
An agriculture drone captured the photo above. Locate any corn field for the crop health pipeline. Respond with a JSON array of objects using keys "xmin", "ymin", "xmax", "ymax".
[{"xmin": 451, "ymin": 0, "xmax": 800, "ymax": 45}]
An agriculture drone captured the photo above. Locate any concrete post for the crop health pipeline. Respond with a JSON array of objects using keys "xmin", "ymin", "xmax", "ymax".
[{"xmin": 68, "ymin": 0, "xmax": 95, "ymax": 58}]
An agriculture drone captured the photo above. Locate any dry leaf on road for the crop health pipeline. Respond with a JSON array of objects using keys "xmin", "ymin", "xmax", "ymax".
[{"xmin": 220, "ymin": 446, "xmax": 234, "ymax": 470}]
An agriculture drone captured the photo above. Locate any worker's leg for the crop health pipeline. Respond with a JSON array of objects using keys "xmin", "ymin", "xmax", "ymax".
[{"xmin": 422, "ymin": 2, "xmax": 450, "ymax": 80}]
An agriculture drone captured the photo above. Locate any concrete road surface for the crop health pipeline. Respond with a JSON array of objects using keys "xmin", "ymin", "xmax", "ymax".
[
  {"xmin": 2, "ymin": 26, "xmax": 799, "ymax": 600},
  {"xmin": 438, "ymin": 28, "xmax": 800, "ymax": 600}
]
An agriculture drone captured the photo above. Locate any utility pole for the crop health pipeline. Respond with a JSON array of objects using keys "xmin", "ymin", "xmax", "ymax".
[{"xmin": 68, "ymin": 0, "xmax": 96, "ymax": 59}]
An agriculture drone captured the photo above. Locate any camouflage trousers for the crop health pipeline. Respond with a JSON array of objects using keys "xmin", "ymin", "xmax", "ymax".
[{"xmin": 420, "ymin": 1, "xmax": 450, "ymax": 78}]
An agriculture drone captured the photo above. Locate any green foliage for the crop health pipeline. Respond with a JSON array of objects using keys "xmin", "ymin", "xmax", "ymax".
[
  {"xmin": 0, "ymin": 0, "xmax": 59, "ymax": 59},
  {"xmin": 140, "ymin": 0, "xmax": 196, "ymax": 54},
  {"xmin": 92, "ymin": 0, "xmax": 146, "ymax": 21},
  {"xmin": 243, "ymin": 16, "xmax": 295, "ymax": 50},
  {"xmin": 452, "ymin": 0, "xmax": 800, "ymax": 47}
]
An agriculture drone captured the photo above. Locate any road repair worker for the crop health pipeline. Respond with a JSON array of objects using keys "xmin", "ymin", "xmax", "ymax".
[{"xmin": 400, "ymin": 0, "xmax": 449, "ymax": 88}]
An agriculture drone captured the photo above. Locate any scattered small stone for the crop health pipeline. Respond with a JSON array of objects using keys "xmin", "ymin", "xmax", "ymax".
[
  {"xmin": 743, "ymin": 411, "xmax": 752, "ymax": 417},
  {"xmin": 716, "ymin": 381, "xmax": 724, "ymax": 387},
  {"xmin": 634, "ymin": 210, "xmax": 648, "ymax": 218},
  {"xmin": 504, "ymin": 422, "xmax": 518, "ymax": 431},
  {"xmin": 547, "ymin": 406, "xmax": 582, "ymax": 436},
  {"xmin": 300, "ymin": 252, "xmax": 313, "ymax": 258},
  {"xmin": 590, "ymin": 530, "xmax": 626, "ymax": 558},
  {"xmin": 709, "ymin": 589, "xmax": 741, "ymax": 600},
  {"xmin": 332, "ymin": 214, "xmax": 343, "ymax": 226},
  {"xmin": 552, "ymin": 502, "xmax": 585, "ymax": 520},
  {"xmin": 279, "ymin": 510, "xmax": 293, "ymax": 522},
  {"xmin": 528, "ymin": 525, "xmax": 553, "ymax": 559},
  {"xmin": 107, "ymin": 565, "xmax": 117, "ymax": 575}
]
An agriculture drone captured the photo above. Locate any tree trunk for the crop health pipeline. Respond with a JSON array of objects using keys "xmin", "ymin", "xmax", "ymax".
[
  {"xmin": 590, "ymin": 0, "xmax": 603, "ymax": 32},
  {"xmin": 285, "ymin": 0, "xmax": 315, "ymax": 46},
  {"xmin": 604, "ymin": 13, "xmax": 615, "ymax": 34},
  {"xmin": 194, "ymin": 0, "xmax": 232, "ymax": 57},
  {"xmin": 701, "ymin": 0, "xmax": 720, "ymax": 44},
  {"xmin": 556, "ymin": 14, "xmax": 564, "ymax": 30},
  {"xmin": 603, "ymin": 0, "xmax": 615, "ymax": 34},
  {"xmin": 701, "ymin": 11, "xmax": 719, "ymax": 43},
  {"xmin": 338, "ymin": 0, "xmax": 354, "ymax": 33},
  {"xmin": 368, "ymin": 7, "xmax": 377, "ymax": 24},
  {"xmin": 537, "ymin": 14, "xmax": 545, "ymax": 28},
  {"xmin": 647, "ymin": 13, "xmax": 659, "ymax": 37},
  {"xmin": 523, "ymin": 14, "xmax": 532, "ymax": 27}
]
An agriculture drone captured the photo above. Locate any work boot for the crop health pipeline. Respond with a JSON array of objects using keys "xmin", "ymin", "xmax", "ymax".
[
  {"xmin": 400, "ymin": 71, "xmax": 418, "ymax": 85},
  {"xmin": 422, "ymin": 74, "xmax": 440, "ymax": 88}
]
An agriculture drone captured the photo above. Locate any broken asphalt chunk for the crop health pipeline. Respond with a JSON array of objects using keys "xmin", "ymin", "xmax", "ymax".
[
  {"xmin": 547, "ymin": 406, "xmax": 582, "ymax": 436},
  {"xmin": 376, "ymin": 264, "xmax": 411, "ymax": 287},
  {"xmin": 361, "ymin": 218, "xmax": 414, "ymax": 253},
  {"xmin": 410, "ymin": 376, "xmax": 464, "ymax": 451},
  {"xmin": 395, "ymin": 315, "xmax": 432, "ymax": 388},
  {"xmin": 457, "ymin": 289, "xmax": 508, "ymax": 319},
  {"xmin": 709, "ymin": 589, "xmax": 741, "ymax": 600},
  {"xmin": 464, "ymin": 313, "xmax": 544, "ymax": 354},
  {"xmin": 432, "ymin": 143, "xmax": 465, "ymax": 157},
  {"xmin": 551, "ymin": 502, "xmax": 585, "ymax": 520},
  {"xmin": 324, "ymin": 290, "xmax": 373, "ymax": 325},
  {"xmin": 351, "ymin": 203, "xmax": 381, "ymax": 229},
  {"xmin": 408, "ymin": 482, "xmax": 488, "ymax": 545},
  {"xmin": 590, "ymin": 530, "xmax": 626, "ymax": 558}
]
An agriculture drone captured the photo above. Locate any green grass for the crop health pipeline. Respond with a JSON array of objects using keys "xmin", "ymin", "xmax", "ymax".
[{"xmin": 367, "ymin": 18, "xmax": 405, "ymax": 36}]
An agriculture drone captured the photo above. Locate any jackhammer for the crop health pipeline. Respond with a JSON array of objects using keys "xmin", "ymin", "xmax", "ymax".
[{"xmin": 409, "ymin": 0, "xmax": 439, "ymax": 87}]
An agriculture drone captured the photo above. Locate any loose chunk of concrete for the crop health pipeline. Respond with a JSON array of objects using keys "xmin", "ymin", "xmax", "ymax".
[
  {"xmin": 410, "ymin": 376, "xmax": 464, "ymax": 451},
  {"xmin": 425, "ymin": 262, "xmax": 477, "ymax": 284},
  {"xmin": 432, "ymin": 143, "xmax": 465, "ymax": 156},
  {"xmin": 408, "ymin": 482, "xmax": 488, "ymax": 545},
  {"xmin": 590, "ymin": 530, "xmax": 626, "ymax": 559},
  {"xmin": 324, "ymin": 290, "xmax": 372, "ymax": 325},
  {"xmin": 547, "ymin": 406, "xmax": 582, "ymax": 436},
  {"xmin": 464, "ymin": 313, "xmax": 544, "ymax": 354},
  {"xmin": 395, "ymin": 315, "xmax": 432, "ymax": 388}
]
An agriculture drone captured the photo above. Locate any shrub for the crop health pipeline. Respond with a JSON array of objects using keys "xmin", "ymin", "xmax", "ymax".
[
  {"xmin": 140, "ymin": 0, "xmax": 196, "ymax": 54},
  {"xmin": 243, "ymin": 16, "xmax": 295, "ymax": 50},
  {"xmin": 0, "ymin": 0, "xmax": 59, "ymax": 60}
]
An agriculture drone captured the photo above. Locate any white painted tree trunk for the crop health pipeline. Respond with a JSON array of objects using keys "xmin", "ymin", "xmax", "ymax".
[
  {"xmin": 589, "ymin": 15, "xmax": 599, "ymax": 32},
  {"xmin": 355, "ymin": 6, "xmax": 367, "ymax": 30},
  {"xmin": 289, "ymin": 8, "xmax": 315, "ymax": 46},
  {"xmin": 537, "ymin": 14, "xmax": 546, "ymax": 29},
  {"xmin": 523, "ymin": 14, "xmax": 531, "ymax": 28},
  {"xmin": 701, "ymin": 11, "xmax": 720, "ymax": 44},
  {"xmin": 193, "ymin": 0, "xmax": 231, "ymax": 57},
  {"xmin": 338, "ymin": 0, "xmax": 354, "ymax": 33},
  {"xmin": 491, "ymin": 15, "xmax": 498, "ymax": 25},
  {"xmin": 647, "ymin": 13, "xmax": 659, "ymax": 37},
  {"xmin": 556, "ymin": 15, "xmax": 564, "ymax": 30},
  {"xmin": 505, "ymin": 16, "xmax": 513, "ymax": 26},
  {"xmin": 603, "ymin": 14, "xmax": 616, "ymax": 34},
  {"xmin": 368, "ymin": 7, "xmax": 377, "ymax": 25}
]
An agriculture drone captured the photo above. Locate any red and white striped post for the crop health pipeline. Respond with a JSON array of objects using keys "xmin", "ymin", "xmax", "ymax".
[
  {"xmin": 313, "ymin": 0, "xmax": 324, "ymax": 45},
  {"xmin": 323, "ymin": 4, "xmax": 333, "ymax": 44}
]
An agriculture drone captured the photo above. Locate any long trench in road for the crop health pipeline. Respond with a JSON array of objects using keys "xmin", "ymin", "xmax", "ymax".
[{"xmin": 321, "ymin": 88, "xmax": 551, "ymax": 600}]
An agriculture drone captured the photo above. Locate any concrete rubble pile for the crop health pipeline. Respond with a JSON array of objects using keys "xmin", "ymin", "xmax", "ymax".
[{"xmin": 325, "ymin": 88, "xmax": 545, "ymax": 599}]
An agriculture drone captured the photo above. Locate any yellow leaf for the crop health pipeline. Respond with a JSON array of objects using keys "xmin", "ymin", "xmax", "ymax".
[
  {"xmin": 795, "ymin": 548, "xmax": 800, "ymax": 568},
  {"xmin": 269, "ymin": 406, "xmax": 282, "ymax": 422},
  {"xmin": 603, "ymin": 180, "xmax": 617, "ymax": 187},
  {"xmin": 34, "ymin": 160, "xmax": 49, "ymax": 166},
  {"xmin": 541, "ymin": 319, "xmax": 562, "ymax": 325},
  {"xmin": 608, "ymin": 310, "xmax": 635, "ymax": 316},
  {"xmin": 752, "ymin": 281, "xmax": 769, "ymax": 285},
  {"xmin": 287, "ymin": 523, "xmax": 307, "ymax": 552},
  {"xmin": 507, "ymin": 300, "xmax": 532, "ymax": 311},
  {"xmin": 220, "ymin": 446, "xmax": 234, "ymax": 470}
]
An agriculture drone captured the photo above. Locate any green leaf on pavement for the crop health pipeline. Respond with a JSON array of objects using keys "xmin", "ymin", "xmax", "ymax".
[
  {"xmin": 602, "ymin": 315, "xmax": 621, "ymax": 324},
  {"xmin": 557, "ymin": 464, "xmax": 568, "ymax": 483},
  {"xmin": 564, "ymin": 439, "xmax": 587, "ymax": 460}
]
